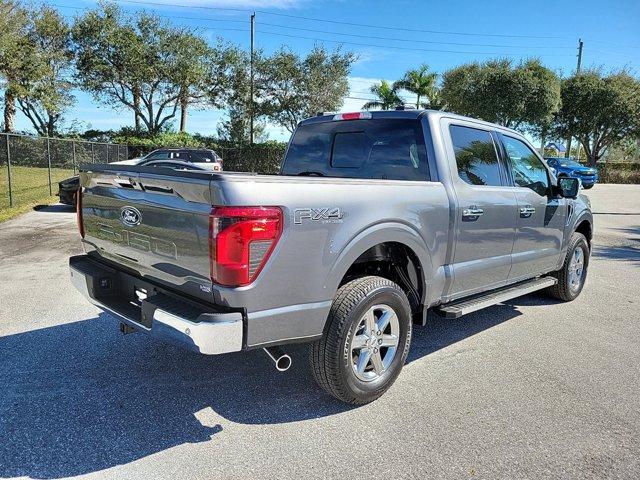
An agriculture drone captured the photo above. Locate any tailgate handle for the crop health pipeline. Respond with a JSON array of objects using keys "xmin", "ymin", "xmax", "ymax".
[
  {"xmin": 139, "ymin": 182, "xmax": 174, "ymax": 194},
  {"xmin": 114, "ymin": 177, "xmax": 137, "ymax": 189}
]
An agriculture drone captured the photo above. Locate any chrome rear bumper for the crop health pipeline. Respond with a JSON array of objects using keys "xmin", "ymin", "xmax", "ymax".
[{"xmin": 69, "ymin": 255, "xmax": 243, "ymax": 355}]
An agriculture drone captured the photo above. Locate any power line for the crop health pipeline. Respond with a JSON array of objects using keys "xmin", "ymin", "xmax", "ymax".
[
  {"xmin": 109, "ymin": 0, "xmax": 571, "ymax": 40},
  {"xmin": 258, "ymin": 22, "xmax": 573, "ymax": 49},
  {"xmin": 256, "ymin": 30, "xmax": 574, "ymax": 57},
  {"xmin": 49, "ymin": 2, "xmax": 250, "ymax": 27}
]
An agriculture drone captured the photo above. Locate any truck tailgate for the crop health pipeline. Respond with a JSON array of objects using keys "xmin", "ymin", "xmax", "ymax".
[{"xmin": 79, "ymin": 165, "xmax": 215, "ymax": 301}]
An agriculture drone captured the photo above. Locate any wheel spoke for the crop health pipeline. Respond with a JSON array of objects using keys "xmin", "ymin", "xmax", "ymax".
[
  {"xmin": 376, "ymin": 309, "xmax": 397, "ymax": 332},
  {"xmin": 364, "ymin": 309, "xmax": 376, "ymax": 333},
  {"xmin": 356, "ymin": 349, "xmax": 372, "ymax": 373},
  {"xmin": 370, "ymin": 350, "xmax": 384, "ymax": 374},
  {"xmin": 380, "ymin": 334, "xmax": 398, "ymax": 348},
  {"xmin": 351, "ymin": 334, "xmax": 368, "ymax": 350}
]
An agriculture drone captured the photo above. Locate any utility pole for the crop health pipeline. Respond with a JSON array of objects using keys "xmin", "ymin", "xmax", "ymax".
[
  {"xmin": 565, "ymin": 38, "xmax": 583, "ymax": 158},
  {"xmin": 249, "ymin": 12, "xmax": 255, "ymax": 145}
]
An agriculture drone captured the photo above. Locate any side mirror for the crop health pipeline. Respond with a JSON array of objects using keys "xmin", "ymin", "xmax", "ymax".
[{"xmin": 557, "ymin": 177, "xmax": 580, "ymax": 198}]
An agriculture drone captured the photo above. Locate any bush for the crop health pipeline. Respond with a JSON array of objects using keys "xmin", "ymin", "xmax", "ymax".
[
  {"xmin": 113, "ymin": 131, "xmax": 206, "ymax": 158},
  {"xmin": 597, "ymin": 162, "xmax": 640, "ymax": 184},
  {"xmin": 215, "ymin": 141, "xmax": 286, "ymax": 174}
]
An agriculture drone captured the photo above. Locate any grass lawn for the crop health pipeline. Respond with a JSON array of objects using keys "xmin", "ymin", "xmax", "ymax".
[{"xmin": 0, "ymin": 165, "xmax": 75, "ymax": 222}]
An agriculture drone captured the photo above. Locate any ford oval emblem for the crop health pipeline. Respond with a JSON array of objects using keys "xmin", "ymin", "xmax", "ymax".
[{"xmin": 120, "ymin": 206, "xmax": 142, "ymax": 227}]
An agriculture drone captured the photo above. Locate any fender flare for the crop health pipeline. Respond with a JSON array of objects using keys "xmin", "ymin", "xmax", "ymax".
[{"xmin": 323, "ymin": 221, "xmax": 436, "ymax": 304}]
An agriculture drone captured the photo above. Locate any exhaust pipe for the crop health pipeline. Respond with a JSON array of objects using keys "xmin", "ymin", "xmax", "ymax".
[{"xmin": 263, "ymin": 346, "xmax": 292, "ymax": 372}]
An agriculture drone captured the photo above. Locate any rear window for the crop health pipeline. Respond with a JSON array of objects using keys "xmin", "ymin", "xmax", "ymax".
[
  {"xmin": 282, "ymin": 119, "xmax": 430, "ymax": 181},
  {"xmin": 190, "ymin": 150, "xmax": 219, "ymax": 163}
]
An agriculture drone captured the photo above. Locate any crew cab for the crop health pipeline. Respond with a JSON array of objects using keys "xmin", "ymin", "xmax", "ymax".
[{"xmin": 70, "ymin": 110, "xmax": 592, "ymax": 404}]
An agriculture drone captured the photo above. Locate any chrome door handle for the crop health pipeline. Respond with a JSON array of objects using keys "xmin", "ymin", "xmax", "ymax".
[
  {"xmin": 462, "ymin": 206, "xmax": 484, "ymax": 220},
  {"xmin": 519, "ymin": 205, "xmax": 536, "ymax": 217}
]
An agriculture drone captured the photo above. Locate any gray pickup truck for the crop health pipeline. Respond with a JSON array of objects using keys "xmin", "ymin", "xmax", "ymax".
[{"xmin": 70, "ymin": 110, "xmax": 592, "ymax": 404}]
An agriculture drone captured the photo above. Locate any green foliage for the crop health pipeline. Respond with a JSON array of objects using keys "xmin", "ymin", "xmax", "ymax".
[
  {"xmin": 113, "ymin": 130, "xmax": 206, "ymax": 157},
  {"xmin": 0, "ymin": 0, "xmax": 29, "ymax": 132},
  {"xmin": 363, "ymin": 80, "xmax": 401, "ymax": 110},
  {"xmin": 441, "ymin": 58, "xmax": 560, "ymax": 131},
  {"xmin": 214, "ymin": 141, "xmax": 286, "ymax": 174},
  {"xmin": 72, "ymin": 3, "xmax": 235, "ymax": 134},
  {"xmin": 597, "ymin": 162, "xmax": 640, "ymax": 184},
  {"xmin": 393, "ymin": 64, "xmax": 440, "ymax": 109},
  {"xmin": 12, "ymin": 6, "xmax": 74, "ymax": 136},
  {"xmin": 553, "ymin": 70, "xmax": 640, "ymax": 166},
  {"xmin": 258, "ymin": 46, "xmax": 355, "ymax": 132}
]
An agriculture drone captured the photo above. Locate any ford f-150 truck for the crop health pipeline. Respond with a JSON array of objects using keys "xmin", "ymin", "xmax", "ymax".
[{"xmin": 70, "ymin": 110, "xmax": 592, "ymax": 404}]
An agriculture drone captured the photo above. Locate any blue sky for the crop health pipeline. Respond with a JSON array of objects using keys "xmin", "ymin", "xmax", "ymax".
[{"xmin": 17, "ymin": 0, "xmax": 640, "ymax": 140}]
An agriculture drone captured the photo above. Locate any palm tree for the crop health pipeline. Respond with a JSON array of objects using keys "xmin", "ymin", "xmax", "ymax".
[
  {"xmin": 363, "ymin": 80, "xmax": 401, "ymax": 110},
  {"xmin": 393, "ymin": 64, "xmax": 439, "ymax": 109}
]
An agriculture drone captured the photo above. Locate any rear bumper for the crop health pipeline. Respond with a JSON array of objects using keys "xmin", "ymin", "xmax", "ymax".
[{"xmin": 69, "ymin": 255, "xmax": 243, "ymax": 355}]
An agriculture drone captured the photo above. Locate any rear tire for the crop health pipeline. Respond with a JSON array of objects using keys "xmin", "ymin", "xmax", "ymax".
[
  {"xmin": 309, "ymin": 276, "xmax": 412, "ymax": 404},
  {"xmin": 546, "ymin": 232, "xmax": 589, "ymax": 301},
  {"xmin": 583, "ymin": 184, "xmax": 594, "ymax": 189}
]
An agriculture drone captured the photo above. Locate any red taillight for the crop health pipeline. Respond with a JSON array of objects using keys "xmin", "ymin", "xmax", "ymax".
[
  {"xmin": 209, "ymin": 206, "xmax": 283, "ymax": 287},
  {"xmin": 76, "ymin": 188, "xmax": 84, "ymax": 238}
]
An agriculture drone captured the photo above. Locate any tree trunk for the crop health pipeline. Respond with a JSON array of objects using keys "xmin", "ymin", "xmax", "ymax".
[
  {"xmin": 416, "ymin": 94, "xmax": 420, "ymax": 109},
  {"xmin": 47, "ymin": 114, "xmax": 55, "ymax": 137},
  {"xmin": 133, "ymin": 85, "xmax": 141, "ymax": 131},
  {"xmin": 179, "ymin": 93, "xmax": 188, "ymax": 133},
  {"xmin": 540, "ymin": 129, "xmax": 546, "ymax": 156},
  {"xmin": 3, "ymin": 89, "xmax": 15, "ymax": 133}
]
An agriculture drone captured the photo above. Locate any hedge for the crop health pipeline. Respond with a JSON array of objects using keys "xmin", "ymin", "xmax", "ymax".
[{"xmin": 596, "ymin": 162, "xmax": 640, "ymax": 184}]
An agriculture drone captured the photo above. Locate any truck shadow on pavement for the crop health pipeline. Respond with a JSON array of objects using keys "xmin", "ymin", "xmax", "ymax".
[{"xmin": 0, "ymin": 297, "xmax": 553, "ymax": 479}]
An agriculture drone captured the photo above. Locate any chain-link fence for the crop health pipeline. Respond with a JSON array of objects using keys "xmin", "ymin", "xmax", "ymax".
[{"xmin": 0, "ymin": 133, "xmax": 128, "ymax": 209}]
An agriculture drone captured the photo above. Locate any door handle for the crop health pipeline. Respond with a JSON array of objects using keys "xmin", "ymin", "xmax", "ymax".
[
  {"xmin": 519, "ymin": 205, "xmax": 536, "ymax": 217},
  {"xmin": 462, "ymin": 206, "xmax": 484, "ymax": 220}
]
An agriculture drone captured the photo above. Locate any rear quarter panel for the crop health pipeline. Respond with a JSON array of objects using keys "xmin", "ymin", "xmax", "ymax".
[{"xmin": 209, "ymin": 174, "xmax": 450, "ymax": 346}]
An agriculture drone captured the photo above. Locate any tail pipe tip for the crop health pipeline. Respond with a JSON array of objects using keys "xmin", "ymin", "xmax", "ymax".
[{"xmin": 263, "ymin": 346, "xmax": 292, "ymax": 372}]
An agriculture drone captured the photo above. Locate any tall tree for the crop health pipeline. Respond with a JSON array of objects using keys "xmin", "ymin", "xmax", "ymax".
[
  {"xmin": 170, "ymin": 37, "xmax": 237, "ymax": 132},
  {"xmin": 73, "ymin": 4, "xmax": 226, "ymax": 134},
  {"xmin": 217, "ymin": 52, "xmax": 267, "ymax": 143},
  {"xmin": 259, "ymin": 46, "xmax": 355, "ymax": 132},
  {"xmin": 12, "ymin": 6, "xmax": 75, "ymax": 136},
  {"xmin": 0, "ymin": 0, "xmax": 28, "ymax": 132},
  {"xmin": 553, "ymin": 70, "xmax": 640, "ymax": 166},
  {"xmin": 393, "ymin": 64, "xmax": 439, "ymax": 109},
  {"xmin": 441, "ymin": 58, "xmax": 560, "ymax": 131},
  {"xmin": 363, "ymin": 80, "xmax": 401, "ymax": 110}
]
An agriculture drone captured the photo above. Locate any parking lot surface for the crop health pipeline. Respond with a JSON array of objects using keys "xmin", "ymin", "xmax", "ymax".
[{"xmin": 1, "ymin": 185, "xmax": 639, "ymax": 479}]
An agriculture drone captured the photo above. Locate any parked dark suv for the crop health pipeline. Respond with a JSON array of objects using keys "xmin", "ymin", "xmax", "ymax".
[{"xmin": 57, "ymin": 148, "xmax": 223, "ymax": 206}]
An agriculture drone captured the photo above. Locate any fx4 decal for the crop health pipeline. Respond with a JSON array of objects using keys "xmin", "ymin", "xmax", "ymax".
[{"xmin": 294, "ymin": 207, "xmax": 344, "ymax": 225}]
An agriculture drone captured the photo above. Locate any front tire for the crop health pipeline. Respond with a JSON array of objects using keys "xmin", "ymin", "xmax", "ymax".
[
  {"xmin": 309, "ymin": 276, "xmax": 412, "ymax": 404},
  {"xmin": 546, "ymin": 232, "xmax": 590, "ymax": 301}
]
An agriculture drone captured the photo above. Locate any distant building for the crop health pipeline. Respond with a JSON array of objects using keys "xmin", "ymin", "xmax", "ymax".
[{"xmin": 545, "ymin": 142, "xmax": 567, "ymax": 156}]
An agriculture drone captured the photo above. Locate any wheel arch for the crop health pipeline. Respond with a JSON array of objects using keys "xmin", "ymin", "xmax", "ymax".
[
  {"xmin": 325, "ymin": 222, "xmax": 437, "ymax": 325},
  {"xmin": 575, "ymin": 217, "xmax": 593, "ymax": 248}
]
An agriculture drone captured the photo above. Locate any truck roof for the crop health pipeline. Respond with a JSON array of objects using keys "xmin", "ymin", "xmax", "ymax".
[{"xmin": 299, "ymin": 109, "xmax": 522, "ymax": 137}]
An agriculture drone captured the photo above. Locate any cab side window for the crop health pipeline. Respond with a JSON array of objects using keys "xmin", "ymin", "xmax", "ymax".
[
  {"xmin": 502, "ymin": 136, "xmax": 549, "ymax": 196},
  {"xmin": 450, "ymin": 125, "xmax": 502, "ymax": 187}
]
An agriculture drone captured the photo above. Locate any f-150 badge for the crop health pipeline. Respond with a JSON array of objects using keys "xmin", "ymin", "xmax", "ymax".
[{"xmin": 294, "ymin": 207, "xmax": 344, "ymax": 225}]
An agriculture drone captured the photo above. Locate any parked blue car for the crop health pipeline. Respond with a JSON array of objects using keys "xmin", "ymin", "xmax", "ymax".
[{"xmin": 544, "ymin": 157, "xmax": 598, "ymax": 189}]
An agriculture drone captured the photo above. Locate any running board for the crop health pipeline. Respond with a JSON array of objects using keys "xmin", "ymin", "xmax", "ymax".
[{"xmin": 435, "ymin": 277, "xmax": 557, "ymax": 319}]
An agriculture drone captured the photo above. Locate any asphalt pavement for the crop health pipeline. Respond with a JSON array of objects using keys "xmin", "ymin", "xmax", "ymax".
[{"xmin": 1, "ymin": 185, "xmax": 639, "ymax": 479}]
